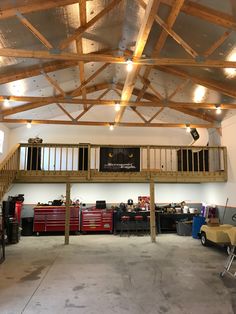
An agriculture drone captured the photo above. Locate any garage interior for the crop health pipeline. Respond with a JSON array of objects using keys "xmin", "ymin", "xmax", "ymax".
[{"xmin": 0, "ymin": 0, "xmax": 236, "ymax": 313}]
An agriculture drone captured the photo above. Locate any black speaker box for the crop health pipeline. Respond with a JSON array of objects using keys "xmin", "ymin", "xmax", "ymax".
[{"xmin": 190, "ymin": 128, "xmax": 200, "ymax": 141}]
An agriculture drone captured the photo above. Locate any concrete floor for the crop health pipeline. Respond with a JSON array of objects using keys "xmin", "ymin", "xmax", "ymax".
[{"xmin": 0, "ymin": 234, "xmax": 235, "ymax": 314}]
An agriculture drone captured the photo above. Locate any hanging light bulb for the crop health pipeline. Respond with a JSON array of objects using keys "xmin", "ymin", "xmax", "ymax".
[
  {"xmin": 109, "ymin": 124, "xmax": 114, "ymax": 131},
  {"xmin": 186, "ymin": 125, "xmax": 191, "ymax": 133},
  {"xmin": 26, "ymin": 122, "xmax": 32, "ymax": 129},
  {"xmin": 216, "ymin": 106, "xmax": 222, "ymax": 115},
  {"xmin": 126, "ymin": 59, "xmax": 133, "ymax": 72},
  {"xmin": 3, "ymin": 98, "xmax": 10, "ymax": 108},
  {"xmin": 115, "ymin": 103, "xmax": 120, "ymax": 112}
]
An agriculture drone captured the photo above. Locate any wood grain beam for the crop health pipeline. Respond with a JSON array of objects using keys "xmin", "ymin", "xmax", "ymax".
[
  {"xmin": 2, "ymin": 48, "xmax": 236, "ymax": 68},
  {"xmin": 59, "ymin": 0, "xmax": 122, "ymax": 49},
  {"xmin": 0, "ymin": 49, "xmax": 116, "ymax": 85},
  {"xmin": 56, "ymin": 103, "xmax": 75, "ymax": 121},
  {"xmin": 42, "ymin": 72, "xmax": 66, "ymax": 96},
  {"xmin": 1, "ymin": 83, "xmax": 110, "ymax": 116},
  {"xmin": 0, "ymin": 0, "xmax": 87, "ymax": 20},
  {"xmin": 76, "ymin": 0, "xmax": 87, "ymax": 105},
  {"xmin": 160, "ymin": 0, "xmax": 236, "ymax": 30},
  {"xmin": 141, "ymin": 0, "xmax": 185, "ymax": 91},
  {"xmin": 203, "ymin": 31, "xmax": 232, "ymax": 58},
  {"xmin": 16, "ymin": 11, "xmax": 53, "ymax": 49},
  {"xmin": 137, "ymin": 0, "xmax": 198, "ymax": 58},
  {"xmin": 75, "ymin": 88, "xmax": 111, "ymax": 121},
  {"xmin": 157, "ymin": 66, "xmax": 236, "ymax": 99},
  {"xmin": 71, "ymin": 63, "xmax": 110, "ymax": 97},
  {"xmin": 0, "ymin": 118, "xmax": 217, "ymax": 129},
  {"xmin": 115, "ymin": 0, "xmax": 161, "ymax": 123}
]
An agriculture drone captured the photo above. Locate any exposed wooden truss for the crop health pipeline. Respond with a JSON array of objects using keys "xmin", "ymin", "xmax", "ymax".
[
  {"xmin": 1, "ymin": 0, "xmax": 236, "ymax": 130},
  {"xmin": 0, "ymin": 118, "xmax": 217, "ymax": 129}
]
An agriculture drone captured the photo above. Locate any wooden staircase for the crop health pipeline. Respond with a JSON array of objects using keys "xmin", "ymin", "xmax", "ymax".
[{"xmin": 0, "ymin": 145, "xmax": 20, "ymax": 201}]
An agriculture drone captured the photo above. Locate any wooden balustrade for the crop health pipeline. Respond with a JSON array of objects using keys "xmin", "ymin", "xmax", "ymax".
[
  {"xmin": 0, "ymin": 144, "xmax": 20, "ymax": 200},
  {"xmin": 15, "ymin": 143, "xmax": 227, "ymax": 183}
]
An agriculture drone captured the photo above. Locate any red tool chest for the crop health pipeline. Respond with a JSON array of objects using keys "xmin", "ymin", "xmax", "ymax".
[
  {"xmin": 81, "ymin": 208, "xmax": 113, "ymax": 232},
  {"xmin": 33, "ymin": 206, "xmax": 80, "ymax": 233}
]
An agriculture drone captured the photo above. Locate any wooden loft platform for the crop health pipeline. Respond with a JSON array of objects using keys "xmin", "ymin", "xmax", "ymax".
[
  {"xmin": 0, "ymin": 143, "xmax": 227, "ymax": 200},
  {"xmin": 14, "ymin": 143, "xmax": 227, "ymax": 184}
]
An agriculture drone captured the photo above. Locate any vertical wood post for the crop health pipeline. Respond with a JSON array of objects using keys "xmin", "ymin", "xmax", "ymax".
[
  {"xmin": 150, "ymin": 178, "xmax": 156, "ymax": 242},
  {"xmin": 64, "ymin": 182, "xmax": 71, "ymax": 245},
  {"xmin": 87, "ymin": 144, "xmax": 91, "ymax": 180}
]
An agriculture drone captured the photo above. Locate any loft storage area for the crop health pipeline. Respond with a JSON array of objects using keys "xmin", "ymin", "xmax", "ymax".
[{"xmin": 14, "ymin": 142, "xmax": 227, "ymax": 183}]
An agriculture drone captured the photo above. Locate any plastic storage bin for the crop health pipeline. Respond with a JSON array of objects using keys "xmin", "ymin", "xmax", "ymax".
[{"xmin": 192, "ymin": 216, "xmax": 206, "ymax": 239}]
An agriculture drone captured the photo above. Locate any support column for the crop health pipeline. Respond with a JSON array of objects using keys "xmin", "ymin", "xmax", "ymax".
[
  {"xmin": 150, "ymin": 178, "xmax": 156, "ymax": 242},
  {"xmin": 64, "ymin": 182, "xmax": 71, "ymax": 245}
]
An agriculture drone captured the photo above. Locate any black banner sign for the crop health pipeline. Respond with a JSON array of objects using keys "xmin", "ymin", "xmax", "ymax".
[{"xmin": 100, "ymin": 147, "xmax": 140, "ymax": 172}]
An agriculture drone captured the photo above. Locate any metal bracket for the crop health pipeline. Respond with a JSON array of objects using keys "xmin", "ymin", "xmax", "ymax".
[
  {"xmin": 49, "ymin": 48, "xmax": 62, "ymax": 55},
  {"xmin": 195, "ymin": 55, "xmax": 206, "ymax": 63}
]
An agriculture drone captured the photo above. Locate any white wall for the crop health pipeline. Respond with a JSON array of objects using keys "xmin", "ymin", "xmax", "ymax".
[
  {"xmin": 9, "ymin": 124, "xmax": 199, "ymax": 148},
  {"xmin": 5, "ymin": 182, "xmax": 204, "ymax": 205},
  {"xmin": 0, "ymin": 123, "xmax": 10, "ymax": 162},
  {"xmin": 201, "ymin": 115, "xmax": 236, "ymax": 207}
]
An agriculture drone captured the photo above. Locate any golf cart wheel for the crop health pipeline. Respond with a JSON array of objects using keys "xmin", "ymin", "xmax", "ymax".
[{"xmin": 200, "ymin": 232, "xmax": 208, "ymax": 246}]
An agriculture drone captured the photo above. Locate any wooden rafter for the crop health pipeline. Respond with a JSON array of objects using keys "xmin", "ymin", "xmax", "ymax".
[
  {"xmin": 1, "ymin": 83, "xmax": 110, "ymax": 116},
  {"xmin": 203, "ymin": 31, "xmax": 232, "ymax": 58},
  {"xmin": 160, "ymin": 0, "xmax": 236, "ymax": 30},
  {"xmin": 75, "ymin": 88, "xmax": 111, "ymax": 121},
  {"xmin": 137, "ymin": 0, "xmax": 198, "ymax": 58},
  {"xmin": 71, "ymin": 63, "xmax": 110, "ymax": 97},
  {"xmin": 16, "ymin": 11, "xmax": 53, "ymax": 49},
  {"xmin": 2, "ymin": 48, "xmax": 236, "ymax": 68},
  {"xmin": 0, "ymin": 49, "xmax": 117, "ymax": 85},
  {"xmin": 168, "ymin": 79, "xmax": 190, "ymax": 100},
  {"xmin": 115, "ymin": 0, "xmax": 161, "ymax": 123},
  {"xmin": 148, "ymin": 108, "xmax": 164, "ymax": 123},
  {"xmin": 137, "ymin": 0, "xmax": 185, "ymax": 101},
  {"xmin": 157, "ymin": 66, "xmax": 236, "ymax": 99},
  {"xmin": 0, "ymin": 118, "xmax": 217, "ymax": 129},
  {"xmin": 59, "ymin": 0, "xmax": 123, "ymax": 49},
  {"xmin": 76, "ymin": 0, "xmax": 87, "ymax": 106},
  {"xmin": 42, "ymin": 72, "xmax": 65, "ymax": 96},
  {"xmin": 56, "ymin": 103, "xmax": 75, "ymax": 121},
  {"xmin": 0, "ymin": 0, "xmax": 88, "ymax": 20}
]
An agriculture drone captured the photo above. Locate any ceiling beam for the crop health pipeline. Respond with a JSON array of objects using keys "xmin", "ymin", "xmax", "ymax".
[
  {"xmin": 75, "ymin": 88, "xmax": 112, "ymax": 121},
  {"xmin": 59, "ymin": 0, "xmax": 122, "ymax": 49},
  {"xmin": 1, "ymin": 83, "xmax": 110, "ymax": 116},
  {"xmin": 0, "ymin": 0, "xmax": 88, "ymax": 20},
  {"xmin": 42, "ymin": 72, "xmax": 66, "ymax": 96},
  {"xmin": 203, "ymin": 30, "xmax": 232, "ymax": 58},
  {"xmin": 71, "ymin": 63, "xmax": 110, "ymax": 97},
  {"xmin": 0, "ymin": 118, "xmax": 217, "ymax": 129},
  {"xmin": 160, "ymin": 0, "xmax": 236, "ymax": 30},
  {"xmin": 115, "ymin": 0, "xmax": 161, "ymax": 123},
  {"xmin": 157, "ymin": 66, "xmax": 236, "ymax": 99},
  {"xmin": 138, "ymin": 0, "xmax": 185, "ymax": 95},
  {"xmin": 0, "ymin": 48, "xmax": 116, "ymax": 85},
  {"xmin": 16, "ymin": 11, "xmax": 53, "ymax": 49},
  {"xmin": 56, "ymin": 103, "xmax": 75, "ymax": 121},
  {"xmin": 76, "ymin": 0, "xmax": 87, "ymax": 106},
  {"xmin": 137, "ymin": 0, "xmax": 197, "ymax": 58},
  {"xmin": 2, "ymin": 48, "xmax": 236, "ymax": 68}
]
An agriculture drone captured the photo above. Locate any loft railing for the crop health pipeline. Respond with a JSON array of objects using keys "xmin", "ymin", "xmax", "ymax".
[
  {"xmin": 18, "ymin": 143, "xmax": 227, "ymax": 175},
  {"xmin": 0, "ymin": 144, "xmax": 20, "ymax": 200}
]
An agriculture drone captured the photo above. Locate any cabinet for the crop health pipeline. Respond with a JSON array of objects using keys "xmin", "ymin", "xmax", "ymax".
[
  {"xmin": 33, "ymin": 206, "xmax": 80, "ymax": 233},
  {"xmin": 81, "ymin": 208, "xmax": 113, "ymax": 232}
]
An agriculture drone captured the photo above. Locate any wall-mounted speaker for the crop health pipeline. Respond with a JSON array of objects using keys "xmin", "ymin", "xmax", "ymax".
[{"xmin": 190, "ymin": 128, "xmax": 200, "ymax": 141}]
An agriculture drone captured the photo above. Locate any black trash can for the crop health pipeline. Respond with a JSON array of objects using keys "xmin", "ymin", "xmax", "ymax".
[
  {"xmin": 21, "ymin": 217, "xmax": 34, "ymax": 236},
  {"xmin": 8, "ymin": 221, "xmax": 19, "ymax": 244}
]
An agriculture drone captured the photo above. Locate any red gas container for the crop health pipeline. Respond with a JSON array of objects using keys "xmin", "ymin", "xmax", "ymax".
[{"xmin": 15, "ymin": 201, "xmax": 23, "ymax": 225}]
